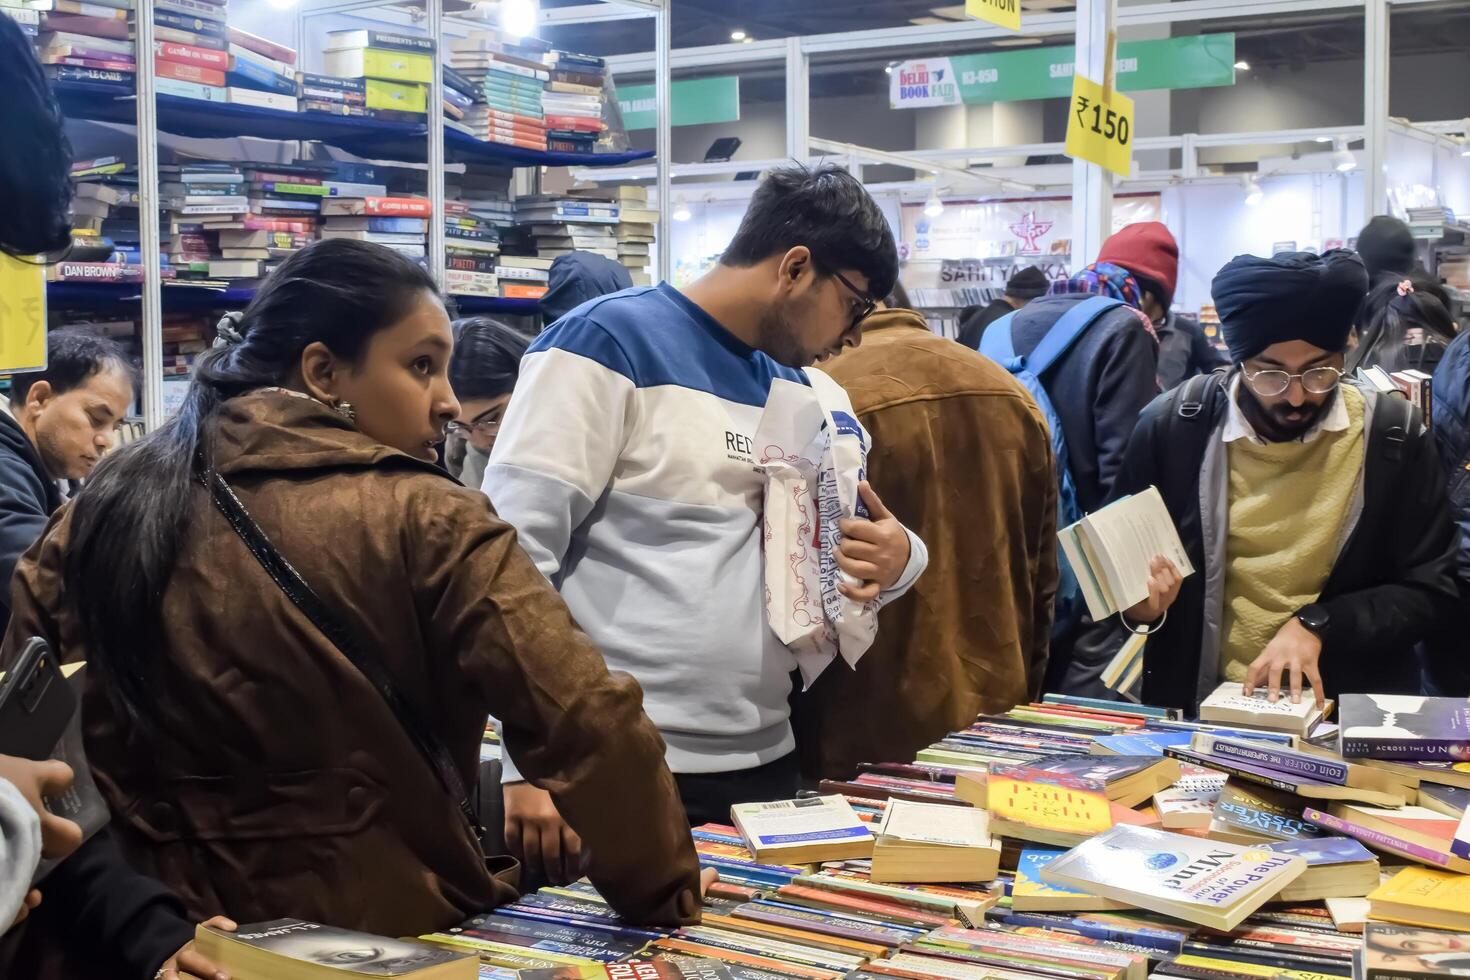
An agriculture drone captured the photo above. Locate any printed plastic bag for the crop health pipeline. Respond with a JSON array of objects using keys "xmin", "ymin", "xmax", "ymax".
[{"xmin": 754, "ymin": 369, "xmax": 880, "ymax": 689}]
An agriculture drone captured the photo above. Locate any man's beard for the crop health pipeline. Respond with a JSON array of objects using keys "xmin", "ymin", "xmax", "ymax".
[
  {"xmin": 756, "ymin": 305, "xmax": 811, "ymax": 368},
  {"xmin": 1237, "ymin": 379, "xmax": 1336, "ymax": 443}
]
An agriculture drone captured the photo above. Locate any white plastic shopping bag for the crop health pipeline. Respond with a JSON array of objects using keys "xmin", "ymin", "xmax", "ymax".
[{"xmin": 754, "ymin": 368, "xmax": 880, "ymax": 689}]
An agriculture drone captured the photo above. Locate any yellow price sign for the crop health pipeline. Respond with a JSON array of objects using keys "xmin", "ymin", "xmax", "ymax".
[
  {"xmin": 1065, "ymin": 73, "xmax": 1135, "ymax": 178},
  {"xmin": 0, "ymin": 253, "xmax": 47, "ymax": 375},
  {"xmin": 965, "ymin": 0, "xmax": 1021, "ymax": 32}
]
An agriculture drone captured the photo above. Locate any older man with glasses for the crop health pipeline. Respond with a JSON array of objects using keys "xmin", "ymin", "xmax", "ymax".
[{"xmin": 1077, "ymin": 249, "xmax": 1458, "ymax": 714}]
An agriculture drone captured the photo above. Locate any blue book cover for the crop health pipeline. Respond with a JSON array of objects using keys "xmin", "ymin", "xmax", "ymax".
[
  {"xmin": 1093, "ymin": 731, "xmax": 1194, "ymax": 757},
  {"xmin": 1015, "ymin": 848, "xmax": 1093, "ymax": 896},
  {"xmin": 1042, "ymin": 694, "xmax": 1176, "ymax": 719},
  {"xmin": 361, "ymin": 216, "xmax": 427, "ymax": 233},
  {"xmin": 1264, "ymin": 836, "xmax": 1375, "ymax": 866},
  {"xmin": 153, "ymin": 8, "xmax": 226, "ymax": 37},
  {"xmin": 228, "ymin": 55, "xmax": 296, "ymax": 96},
  {"xmin": 1027, "ymin": 754, "xmax": 1166, "ymax": 786}
]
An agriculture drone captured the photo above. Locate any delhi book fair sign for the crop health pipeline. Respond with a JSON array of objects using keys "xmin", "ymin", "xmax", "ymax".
[
  {"xmin": 889, "ymin": 33, "xmax": 1236, "ymax": 109},
  {"xmin": 0, "ymin": 253, "xmax": 47, "ymax": 375}
]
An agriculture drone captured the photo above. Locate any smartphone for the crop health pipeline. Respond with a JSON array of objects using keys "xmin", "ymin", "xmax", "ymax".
[{"xmin": 0, "ymin": 637, "xmax": 77, "ymax": 761}]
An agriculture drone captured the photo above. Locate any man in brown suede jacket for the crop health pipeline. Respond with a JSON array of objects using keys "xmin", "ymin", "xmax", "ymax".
[{"xmin": 793, "ymin": 303, "xmax": 1060, "ymax": 779}]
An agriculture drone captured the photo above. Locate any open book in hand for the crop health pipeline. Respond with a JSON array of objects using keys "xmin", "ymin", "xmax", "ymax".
[{"xmin": 1058, "ymin": 486, "xmax": 1195, "ymax": 621}]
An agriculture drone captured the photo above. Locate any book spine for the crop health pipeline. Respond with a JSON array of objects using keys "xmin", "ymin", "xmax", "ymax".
[
  {"xmin": 45, "ymin": 45, "xmax": 135, "ymax": 64},
  {"xmin": 228, "ymin": 58, "xmax": 297, "ymax": 95},
  {"xmin": 1202, "ymin": 738, "xmax": 1349, "ymax": 785},
  {"xmin": 154, "ymin": 60, "xmax": 224, "ymax": 86},
  {"xmin": 1342, "ymin": 737, "xmax": 1470, "ymax": 761},
  {"xmin": 1301, "ymin": 807, "xmax": 1454, "ymax": 866},
  {"xmin": 367, "ymin": 29, "xmax": 434, "ymax": 52},
  {"xmin": 228, "ymin": 27, "xmax": 297, "ymax": 65},
  {"xmin": 364, "ymin": 198, "xmax": 431, "ymax": 217},
  {"xmin": 229, "ymin": 45, "xmax": 293, "ymax": 78},
  {"xmin": 228, "ymin": 88, "xmax": 296, "ymax": 110},
  {"xmin": 153, "ymin": 8, "xmax": 225, "ymax": 35},
  {"xmin": 48, "ymin": 66, "xmax": 131, "ymax": 83},
  {"xmin": 298, "ymin": 72, "xmax": 366, "ymax": 94},
  {"xmin": 155, "ymin": 0, "xmax": 226, "ymax": 21}
]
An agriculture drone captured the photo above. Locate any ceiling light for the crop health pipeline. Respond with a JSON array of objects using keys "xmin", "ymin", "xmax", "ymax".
[
  {"xmin": 672, "ymin": 195, "xmax": 692, "ymax": 222},
  {"xmin": 923, "ymin": 187, "xmax": 945, "ymax": 218},
  {"xmin": 1243, "ymin": 174, "xmax": 1263, "ymax": 207},
  {"xmin": 1333, "ymin": 139, "xmax": 1356, "ymax": 173},
  {"xmin": 729, "ymin": 29, "xmax": 746, "ymax": 41},
  {"xmin": 885, "ymin": 65, "xmax": 893, "ymax": 74},
  {"xmin": 1314, "ymin": 136, "xmax": 1333, "ymax": 144},
  {"xmin": 1233, "ymin": 60, "xmax": 1250, "ymax": 71},
  {"xmin": 500, "ymin": 0, "xmax": 537, "ymax": 38}
]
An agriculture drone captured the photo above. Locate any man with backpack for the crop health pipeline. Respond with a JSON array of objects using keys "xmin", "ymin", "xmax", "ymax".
[
  {"xmin": 1099, "ymin": 250, "xmax": 1458, "ymax": 712},
  {"xmin": 976, "ymin": 243, "xmax": 1161, "ymax": 691}
]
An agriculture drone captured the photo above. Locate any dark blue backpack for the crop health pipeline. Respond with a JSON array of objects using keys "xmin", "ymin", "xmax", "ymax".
[{"xmin": 979, "ymin": 294, "xmax": 1124, "ymax": 634}]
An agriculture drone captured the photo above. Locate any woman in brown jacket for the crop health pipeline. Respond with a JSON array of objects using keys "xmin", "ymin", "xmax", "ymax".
[{"xmin": 1, "ymin": 240, "xmax": 705, "ymax": 944}]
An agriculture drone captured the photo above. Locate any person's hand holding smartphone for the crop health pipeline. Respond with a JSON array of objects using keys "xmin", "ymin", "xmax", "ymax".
[{"xmin": 0, "ymin": 756, "xmax": 82, "ymax": 860}]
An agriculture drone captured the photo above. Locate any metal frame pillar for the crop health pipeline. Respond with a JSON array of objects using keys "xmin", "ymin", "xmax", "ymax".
[
  {"xmin": 655, "ymin": 0, "xmax": 673, "ymax": 282},
  {"xmin": 135, "ymin": 0, "xmax": 163, "ymax": 428},
  {"xmin": 427, "ymin": 0, "xmax": 446, "ymax": 289},
  {"xmin": 1071, "ymin": 0, "xmax": 1116, "ymax": 266},
  {"xmin": 1364, "ymin": 0, "xmax": 1390, "ymax": 216},
  {"xmin": 785, "ymin": 36, "xmax": 809, "ymax": 162}
]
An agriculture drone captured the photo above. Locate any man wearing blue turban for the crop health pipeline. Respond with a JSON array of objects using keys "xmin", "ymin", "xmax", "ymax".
[{"xmin": 1080, "ymin": 250, "xmax": 1458, "ymax": 712}]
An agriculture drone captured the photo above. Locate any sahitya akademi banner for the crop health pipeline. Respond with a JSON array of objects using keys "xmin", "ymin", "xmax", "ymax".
[{"xmin": 890, "ymin": 33, "xmax": 1236, "ymax": 109}]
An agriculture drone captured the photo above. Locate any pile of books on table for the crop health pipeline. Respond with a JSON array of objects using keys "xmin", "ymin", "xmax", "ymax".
[
  {"xmin": 449, "ymin": 30, "xmax": 548, "ymax": 151},
  {"xmin": 23, "ymin": 0, "xmax": 136, "ymax": 92},
  {"xmin": 542, "ymin": 49, "xmax": 608, "ymax": 154},
  {"xmin": 322, "ymin": 27, "xmax": 433, "ymax": 123},
  {"xmin": 162, "ymin": 692, "xmax": 1470, "ymax": 980}
]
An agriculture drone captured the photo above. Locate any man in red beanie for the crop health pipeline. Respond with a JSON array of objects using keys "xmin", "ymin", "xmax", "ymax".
[{"xmin": 1098, "ymin": 221, "xmax": 1227, "ymax": 390}]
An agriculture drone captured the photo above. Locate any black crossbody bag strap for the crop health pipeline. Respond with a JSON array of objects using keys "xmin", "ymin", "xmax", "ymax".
[{"xmin": 204, "ymin": 469, "xmax": 483, "ymax": 837}]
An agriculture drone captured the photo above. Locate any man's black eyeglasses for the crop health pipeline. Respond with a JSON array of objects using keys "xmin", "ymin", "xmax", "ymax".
[{"xmin": 832, "ymin": 269, "xmax": 876, "ymax": 327}]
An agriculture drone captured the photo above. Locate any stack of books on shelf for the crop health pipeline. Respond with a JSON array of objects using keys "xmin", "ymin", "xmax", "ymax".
[
  {"xmin": 148, "ymin": 0, "xmax": 229, "ymax": 103},
  {"xmin": 30, "ymin": 0, "xmax": 136, "ymax": 87},
  {"xmin": 449, "ymin": 30, "xmax": 549, "ymax": 151},
  {"xmin": 297, "ymin": 67, "xmax": 366, "ymax": 118},
  {"xmin": 569, "ymin": 185, "xmax": 656, "ymax": 285},
  {"xmin": 324, "ymin": 27, "xmax": 433, "ymax": 122},
  {"xmin": 223, "ymin": 26, "xmax": 297, "ymax": 111},
  {"xmin": 442, "ymin": 64, "xmax": 477, "ymax": 135},
  {"xmin": 542, "ymin": 49, "xmax": 607, "ymax": 154},
  {"xmin": 0, "ymin": 0, "xmax": 40, "ymax": 39},
  {"xmin": 50, "ymin": 155, "xmax": 147, "ymax": 284},
  {"xmin": 511, "ymin": 194, "xmax": 619, "ymax": 264},
  {"xmin": 160, "ymin": 313, "xmax": 212, "ymax": 378},
  {"xmin": 321, "ymin": 194, "xmax": 431, "ymax": 263},
  {"xmin": 493, "ymin": 256, "xmax": 552, "ymax": 300},
  {"xmin": 443, "ymin": 202, "xmax": 499, "ymax": 298}
]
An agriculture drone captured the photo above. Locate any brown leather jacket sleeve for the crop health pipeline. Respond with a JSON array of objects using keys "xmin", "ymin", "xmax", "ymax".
[{"xmin": 410, "ymin": 484, "xmax": 701, "ymax": 926}]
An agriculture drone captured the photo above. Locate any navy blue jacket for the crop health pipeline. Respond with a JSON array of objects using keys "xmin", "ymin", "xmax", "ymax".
[
  {"xmin": 1432, "ymin": 330, "xmax": 1470, "ymax": 583},
  {"xmin": 539, "ymin": 251, "xmax": 633, "ymax": 326},
  {"xmin": 998, "ymin": 294, "xmax": 1160, "ymax": 513}
]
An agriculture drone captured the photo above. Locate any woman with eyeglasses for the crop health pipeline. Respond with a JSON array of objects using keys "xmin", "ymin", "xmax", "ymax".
[{"xmin": 444, "ymin": 317, "xmax": 533, "ymax": 488}]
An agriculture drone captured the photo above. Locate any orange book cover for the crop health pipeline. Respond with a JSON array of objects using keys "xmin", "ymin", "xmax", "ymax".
[{"xmin": 502, "ymin": 283, "xmax": 549, "ymax": 299}]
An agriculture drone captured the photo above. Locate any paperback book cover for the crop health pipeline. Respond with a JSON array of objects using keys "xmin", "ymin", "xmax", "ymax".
[
  {"xmin": 1367, "ymin": 866, "xmax": 1470, "ymax": 934},
  {"xmin": 1168, "ymin": 745, "xmax": 1406, "ymax": 807},
  {"xmin": 1302, "ymin": 805, "xmax": 1470, "ymax": 873},
  {"xmin": 956, "ymin": 766, "xmax": 1112, "ymax": 847},
  {"xmin": 1012, "ymin": 848, "xmax": 1128, "ymax": 911},
  {"xmin": 1191, "ymin": 734, "xmax": 1349, "ymax": 784},
  {"xmin": 1037, "ymin": 825, "xmax": 1305, "ymax": 931},
  {"xmin": 1197, "ymin": 682, "xmax": 1329, "ymax": 736},
  {"xmin": 1361, "ymin": 922, "xmax": 1470, "ymax": 978},
  {"xmin": 1339, "ymin": 695, "xmax": 1470, "ymax": 762},
  {"xmin": 730, "ymin": 797, "xmax": 874, "ymax": 865},
  {"xmin": 1210, "ymin": 780, "xmax": 1324, "ymax": 843},
  {"xmin": 1090, "ymin": 730, "xmax": 1194, "ymax": 757},
  {"xmin": 195, "ymin": 919, "xmax": 476, "ymax": 976}
]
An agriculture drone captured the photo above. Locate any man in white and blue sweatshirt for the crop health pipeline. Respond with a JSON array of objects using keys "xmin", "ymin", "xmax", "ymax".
[{"xmin": 484, "ymin": 165, "xmax": 928, "ymax": 879}]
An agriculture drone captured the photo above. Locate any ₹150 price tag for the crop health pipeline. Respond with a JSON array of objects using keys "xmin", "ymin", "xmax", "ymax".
[
  {"xmin": 965, "ymin": 0, "xmax": 1021, "ymax": 31},
  {"xmin": 1065, "ymin": 73, "xmax": 1135, "ymax": 178},
  {"xmin": 0, "ymin": 252, "xmax": 47, "ymax": 375}
]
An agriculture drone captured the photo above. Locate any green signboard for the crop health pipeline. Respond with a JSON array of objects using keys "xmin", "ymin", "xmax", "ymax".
[
  {"xmin": 618, "ymin": 76, "xmax": 741, "ymax": 130},
  {"xmin": 890, "ymin": 33, "xmax": 1235, "ymax": 108}
]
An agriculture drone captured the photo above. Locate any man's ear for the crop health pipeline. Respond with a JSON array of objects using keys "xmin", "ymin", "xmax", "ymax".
[
  {"xmin": 776, "ymin": 246, "xmax": 814, "ymax": 289},
  {"xmin": 25, "ymin": 380, "xmax": 53, "ymax": 416}
]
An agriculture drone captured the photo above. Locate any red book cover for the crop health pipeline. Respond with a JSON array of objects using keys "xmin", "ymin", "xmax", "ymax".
[
  {"xmin": 154, "ymin": 40, "xmax": 229, "ymax": 70},
  {"xmin": 482, "ymin": 126, "xmax": 548, "ymax": 145},
  {"xmin": 242, "ymin": 216, "xmax": 315, "ymax": 232},
  {"xmin": 227, "ymin": 26, "xmax": 296, "ymax": 66},
  {"xmin": 544, "ymin": 115, "xmax": 603, "ymax": 132},
  {"xmin": 362, "ymin": 197, "xmax": 432, "ymax": 217},
  {"xmin": 481, "ymin": 109, "xmax": 546, "ymax": 130},
  {"xmin": 501, "ymin": 283, "xmax": 549, "ymax": 299},
  {"xmin": 39, "ymin": 12, "xmax": 129, "ymax": 38},
  {"xmin": 155, "ymin": 60, "xmax": 226, "ymax": 86}
]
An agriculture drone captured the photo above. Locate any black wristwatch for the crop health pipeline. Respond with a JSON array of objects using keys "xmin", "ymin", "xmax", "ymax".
[{"xmin": 1296, "ymin": 603, "xmax": 1331, "ymax": 638}]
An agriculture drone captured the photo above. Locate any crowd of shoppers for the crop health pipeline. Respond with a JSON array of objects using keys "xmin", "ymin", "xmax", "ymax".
[{"xmin": 1, "ymin": 6, "xmax": 1467, "ymax": 966}]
